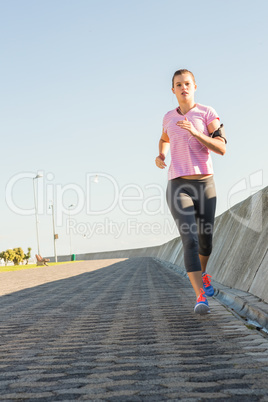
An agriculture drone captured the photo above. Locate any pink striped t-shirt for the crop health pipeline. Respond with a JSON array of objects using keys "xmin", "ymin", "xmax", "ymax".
[{"xmin": 162, "ymin": 103, "xmax": 219, "ymax": 180}]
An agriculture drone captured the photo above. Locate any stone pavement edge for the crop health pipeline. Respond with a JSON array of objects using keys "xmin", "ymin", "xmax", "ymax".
[{"xmin": 0, "ymin": 257, "xmax": 268, "ymax": 401}]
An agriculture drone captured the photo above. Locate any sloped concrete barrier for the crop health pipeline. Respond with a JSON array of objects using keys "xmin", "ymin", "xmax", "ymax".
[
  {"xmin": 207, "ymin": 186, "xmax": 268, "ymax": 303},
  {"xmin": 56, "ymin": 186, "xmax": 268, "ymax": 303},
  {"xmin": 152, "ymin": 185, "xmax": 268, "ymax": 303}
]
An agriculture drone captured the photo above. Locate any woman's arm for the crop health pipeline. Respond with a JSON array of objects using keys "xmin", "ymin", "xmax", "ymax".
[
  {"xmin": 177, "ymin": 118, "xmax": 226, "ymax": 155},
  {"xmin": 155, "ymin": 130, "xmax": 170, "ymax": 169}
]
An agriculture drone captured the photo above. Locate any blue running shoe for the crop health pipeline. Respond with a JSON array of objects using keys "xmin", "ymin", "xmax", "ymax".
[
  {"xmin": 202, "ymin": 273, "xmax": 214, "ymax": 297},
  {"xmin": 194, "ymin": 288, "xmax": 210, "ymax": 315}
]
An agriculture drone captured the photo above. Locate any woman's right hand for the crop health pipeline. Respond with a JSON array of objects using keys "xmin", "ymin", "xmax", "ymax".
[{"xmin": 155, "ymin": 153, "xmax": 167, "ymax": 169}]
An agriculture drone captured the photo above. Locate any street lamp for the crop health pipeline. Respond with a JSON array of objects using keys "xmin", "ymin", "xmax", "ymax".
[
  {"xmin": 94, "ymin": 174, "xmax": 99, "ymax": 183},
  {"xmin": 68, "ymin": 204, "xmax": 75, "ymax": 256},
  {"xmin": 33, "ymin": 173, "xmax": 43, "ymax": 256},
  {"xmin": 49, "ymin": 202, "xmax": 58, "ymax": 263}
]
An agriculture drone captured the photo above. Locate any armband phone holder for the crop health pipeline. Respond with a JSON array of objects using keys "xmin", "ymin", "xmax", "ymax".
[{"xmin": 210, "ymin": 124, "xmax": 227, "ymax": 144}]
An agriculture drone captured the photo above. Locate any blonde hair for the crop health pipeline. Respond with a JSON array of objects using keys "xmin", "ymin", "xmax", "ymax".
[{"xmin": 172, "ymin": 69, "xmax": 196, "ymax": 87}]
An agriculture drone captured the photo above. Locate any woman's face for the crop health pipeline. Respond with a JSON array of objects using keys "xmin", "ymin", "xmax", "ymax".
[{"xmin": 172, "ymin": 73, "xmax": 197, "ymax": 103}]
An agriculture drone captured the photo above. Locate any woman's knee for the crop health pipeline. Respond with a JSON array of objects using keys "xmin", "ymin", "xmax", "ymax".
[
  {"xmin": 182, "ymin": 233, "xmax": 199, "ymax": 252},
  {"xmin": 199, "ymin": 242, "xmax": 212, "ymax": 256}
]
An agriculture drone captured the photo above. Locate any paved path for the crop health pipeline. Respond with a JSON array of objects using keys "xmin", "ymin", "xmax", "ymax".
[{"xmin": 0, "ymin": 257, "xmax": 268, "ymax": 401}]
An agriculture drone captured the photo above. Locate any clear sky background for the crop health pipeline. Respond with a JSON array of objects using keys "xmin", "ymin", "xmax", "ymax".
[{"xmin": 1, "ymin": 0, "xmax": 267, "ymax": 258}]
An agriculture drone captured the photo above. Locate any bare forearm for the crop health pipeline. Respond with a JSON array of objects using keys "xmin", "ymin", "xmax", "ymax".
[
  {"xmin": 193, "ymin": 132, "xmax": 226, "ymax": 155},
  {"xmin": 155, "ymin": 139, "xmax": 169, "ymax": 169},
  {"xmin": 159, "ymin": 139, "xmax": 170, "ymax": 157},
  {"xmin": 176, "ymin": 117, "xmax": 226, "ymax": 156}
]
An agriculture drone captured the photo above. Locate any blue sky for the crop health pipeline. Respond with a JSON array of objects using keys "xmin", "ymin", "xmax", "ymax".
[{"xmin": 1, "ymin": 0, "xmax": 267, "ymax": 258}]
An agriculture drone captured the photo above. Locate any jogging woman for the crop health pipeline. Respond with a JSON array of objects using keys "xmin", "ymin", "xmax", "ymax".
[{"xmin": 155, "ymin": 69, "xmax": 226, "ymax": 314}]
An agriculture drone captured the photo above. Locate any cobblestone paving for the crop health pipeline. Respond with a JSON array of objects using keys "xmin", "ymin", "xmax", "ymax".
[{"xmin": 0, "ymin": 257, "xmax": 268, "ymax": 401}]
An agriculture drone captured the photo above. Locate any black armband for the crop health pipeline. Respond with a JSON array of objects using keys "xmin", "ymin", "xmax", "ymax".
[{"xmin": 210, "ymin": 124, "xmax": 227, "ymax": 144}]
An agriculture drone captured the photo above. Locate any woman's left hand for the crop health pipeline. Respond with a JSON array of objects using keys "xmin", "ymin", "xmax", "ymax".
[{"xmin": 176, "ymin": 117, "xmax": 198, "ymax": 136}]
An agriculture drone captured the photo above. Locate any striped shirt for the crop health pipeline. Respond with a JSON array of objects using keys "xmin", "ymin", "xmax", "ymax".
[{"xmin": 163, "ymin": 103, "xmax": 219, "ymax": 180}]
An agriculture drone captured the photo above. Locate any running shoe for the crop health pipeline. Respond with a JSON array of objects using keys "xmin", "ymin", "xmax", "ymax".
[
  {"xmin": 202, "ymin": 273, "xmax": 214, "ymax": 297},
  {"xmin": 194, "ymin": 288, "xmax": 210, "ymax": 315}
]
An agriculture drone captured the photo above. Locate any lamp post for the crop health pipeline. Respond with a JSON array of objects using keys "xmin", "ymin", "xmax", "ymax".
[
  {"xmin": 68, "ymin": 204, "xmax": 75, "ymax": 256},
  {"xmin": 33, "ymin": 173, "xmax": 43, "ymax": 256},
  {"xmin": 49, "ymin": 202, "xmax": 58, "ymax": 263},
  {"xmin": 94, "ymin": 174, "xmax": 99, "ymax": 183}
]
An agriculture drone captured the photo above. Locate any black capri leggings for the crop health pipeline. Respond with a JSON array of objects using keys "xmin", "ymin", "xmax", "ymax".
[{"xmin": 166, "ymin": 176, "xmax": 217, "ymax": 273}]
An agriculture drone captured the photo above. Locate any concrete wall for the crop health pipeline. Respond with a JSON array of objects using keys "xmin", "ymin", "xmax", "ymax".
[
  {"xmin": 153, "ymin": 186, "xmax": 268, "ymax": 303},
  {"xmin": 210, "ymin": 187, "xmax": 268, "ymax": 303},
  {"xmin": 53, "ymin": 186, "xmax": 268, "ymax": 303}
]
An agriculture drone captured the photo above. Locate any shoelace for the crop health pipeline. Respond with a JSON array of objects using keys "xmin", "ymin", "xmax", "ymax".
[
  {"xmin": 202, "ymin": 273, "xmax": 212, "ymax": 288},
  {"xmin": 197, "ymin": 288, "xmax": 206, "ymax": 303}
]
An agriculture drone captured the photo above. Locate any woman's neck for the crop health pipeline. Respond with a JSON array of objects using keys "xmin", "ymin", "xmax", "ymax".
[{"xmin": 178, "ymin": 101, "xmax": 196, "ymax": 115}]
